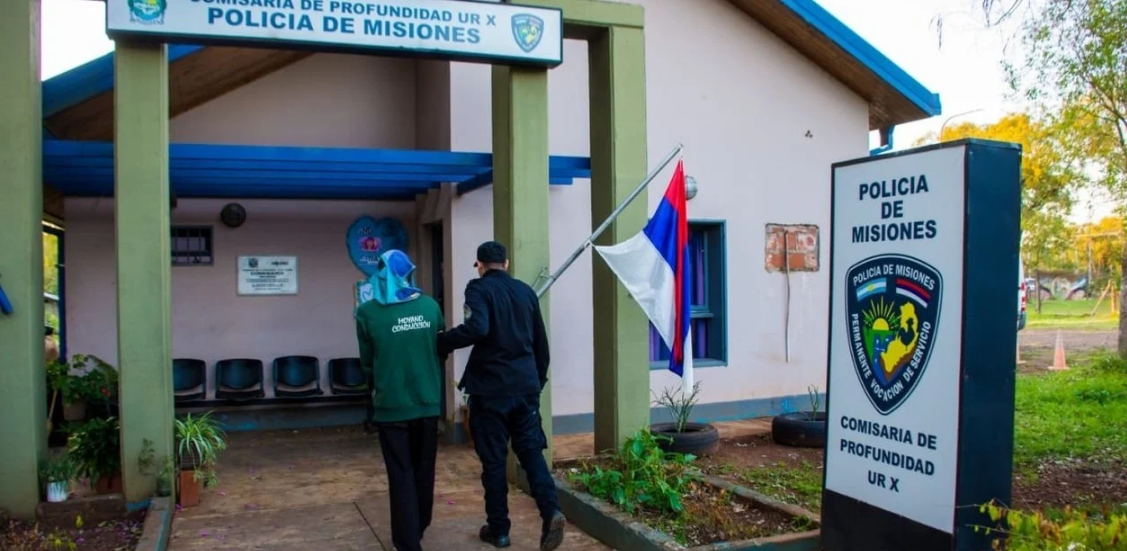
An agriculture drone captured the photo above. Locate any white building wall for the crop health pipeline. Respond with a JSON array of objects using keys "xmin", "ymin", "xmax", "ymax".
[{"xmin": 446, "ymin": 0, "xmax": 870, "ymax": 418}]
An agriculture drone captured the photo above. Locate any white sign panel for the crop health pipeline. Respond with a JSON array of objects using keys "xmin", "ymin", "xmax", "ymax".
[
  {"xmin": 106, "ymin": 0, "xmax": 563, "ymax": 66},
  {"xmin": 238, "ymin": 256, "xmax": 298, "ymax": 295},
  {"xmin": 825, "ymin": 146, "xmax": 966, "ymax": 534}
]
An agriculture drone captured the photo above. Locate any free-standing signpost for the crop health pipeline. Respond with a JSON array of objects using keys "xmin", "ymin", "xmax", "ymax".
[{"xmin": 822, "ymin": 139, "xmax": 1022, "ymax": 550}]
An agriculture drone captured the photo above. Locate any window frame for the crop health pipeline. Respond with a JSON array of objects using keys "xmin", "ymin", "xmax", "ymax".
[
  {"xmin": 170, "ymin": 225, "xmax": 215, "ymax": 267},
  {"xmin": 648, "ymin": 219, "xmax": 728, "ymax": 369}
]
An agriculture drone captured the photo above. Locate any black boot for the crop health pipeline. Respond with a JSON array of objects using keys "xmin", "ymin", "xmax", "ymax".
[
  {"xmin": 539, "ymin": 511, "xmax": 566, "ymax": 551},
  {"xmin": 479, "ymin": 525, "xmax": 511, "ymax": 548}
]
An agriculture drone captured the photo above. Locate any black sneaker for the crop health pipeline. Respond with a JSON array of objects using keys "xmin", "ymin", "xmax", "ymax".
[
  {"xmin": 539, "ymin": 511, "xmax": 566, "ymax": 551},
  {"xmin": 479, "ymin": 525, "xmax": 511, "ymax": 548}
]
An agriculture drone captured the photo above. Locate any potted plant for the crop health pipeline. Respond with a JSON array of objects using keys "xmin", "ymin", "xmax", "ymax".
[
  {"xmin": 138, "ymin": 438, "xmax": 176, "ymax": 498},
  {"xmin": 66, "ymin": 417, "xmax": 122, "ymax": 494},
  {"xmin": 46, "ymin": 355, "xmax": 118, "ymax": 422},
  {"xmin": 649, "ymin": 383, "xmax": 720, "ymax": 456},
  {"xmin": 39, "ymin": 454, "xmax": 75, "ymax": 503},
  {"xmin": 771, "ymin": 385, "xmax": 827, "ymax": 448},
  {"xmin": 174, "ymin": 412, "xmax": 227, "ymax": 507}
]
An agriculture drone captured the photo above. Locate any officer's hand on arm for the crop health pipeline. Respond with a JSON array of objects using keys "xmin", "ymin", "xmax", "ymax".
[{"xmin": 438, "ymin": 281, "xmax": 490, "ymax": 352}]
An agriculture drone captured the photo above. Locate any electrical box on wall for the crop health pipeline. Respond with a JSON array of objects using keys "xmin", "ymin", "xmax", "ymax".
[{"xmin": 765, "ymin": 224, "xmax": 820, "ymax": 272}]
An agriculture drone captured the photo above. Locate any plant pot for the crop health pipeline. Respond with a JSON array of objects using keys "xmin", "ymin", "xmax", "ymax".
[
  {"xmin": 94, "ymin": 472, "xmax": 123, "ymax": 495},
  {"xmin": 178, "ymin": 470, "xmax": 201, "ymax": 508},
  {"xmin": 156, "ymin": 475, "xmax": 173, "ymax": 498},
  {"xmin": 650, "ymin": 422, "xmax": 720, "ymax": 456},
  {"xmin": 771, "ymin": 411, "xmax": 827, "ymax": 448},
  {"xmin": 459, "ymin": 404, "xmax": 474, "ymax": 448},
  {"xmin": 46, "ymin": 481, "xmax": 69, "ymax": 503},
  {"xmin": 62, "ymin": 400, "xmax": 87, "ymax": 422}
]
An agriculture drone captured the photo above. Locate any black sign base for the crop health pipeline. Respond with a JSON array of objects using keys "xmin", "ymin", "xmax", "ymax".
[{"xmin": 822, "ymin": 490, "xmax": 952, "ymax": 550}]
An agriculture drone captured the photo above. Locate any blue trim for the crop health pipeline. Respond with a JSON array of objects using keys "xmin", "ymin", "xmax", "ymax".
[
  {"xmin": 44, "ymin": 140, "xmax": 590, "ymax": 201},
  {"xmin": 779, "ymin": 0, "xmax": 942, "ymax": 118},
  {"xmin": 869, "ymin": 126, "xmax": 896, "ymax": 156},
  {"xmin": 42, "ymin": 45, "xmax": 202, "ymax": 118}
]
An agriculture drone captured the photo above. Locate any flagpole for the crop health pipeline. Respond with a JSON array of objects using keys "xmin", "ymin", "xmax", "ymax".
[{"xmin": 534, "ymin": 143, "xmax": 684, "ymax": 298}]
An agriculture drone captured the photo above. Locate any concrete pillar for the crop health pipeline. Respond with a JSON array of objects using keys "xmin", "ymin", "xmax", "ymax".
[
  {"xmin": 589, "ymin": 26, "xmax": 650, "ymax": 453},
  {"xmin": 491, "ymin": 65, "xmax": 552, "ymax": 470},
  {"xmin": 114, "ymin": 41, "xmax": 174, "ymax": 502},
  {"xmin": 0, "ymin": 0, "xmax": 46, "ymax": 520}
]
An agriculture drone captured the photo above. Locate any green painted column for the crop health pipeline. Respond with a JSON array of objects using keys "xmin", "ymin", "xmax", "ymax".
[
  {"xmin": 114, "ymin": 41, "xmax": 174, "ymax": 502},
  {"xmin": 491, "ymin": 65, "xmax": 553, "ymax": 472},
  {"xmin": 589, "ymin": 26, "xmax": 650, "ymax": 453},
  {"xmin": 0, "ymin": 0, "xmax": 46, "ymax": 520}
]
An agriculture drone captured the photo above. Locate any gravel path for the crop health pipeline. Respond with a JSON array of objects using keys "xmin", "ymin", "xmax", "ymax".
[{"xmin": 1020, "ymin": 328, "xmax": 1116, "ymax": 351}]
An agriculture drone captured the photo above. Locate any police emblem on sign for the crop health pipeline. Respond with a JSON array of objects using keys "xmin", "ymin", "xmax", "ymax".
[
  {"xmin": 845, "ymin": 254, "xmax": 943, "ymax": 415},
  {"xmin": 128, "ymin": 0, "xmax": 167, "ymax": 25},
  {"xmin": 511, "ymin": 14, "xmax": 545, "ymax": 53}
]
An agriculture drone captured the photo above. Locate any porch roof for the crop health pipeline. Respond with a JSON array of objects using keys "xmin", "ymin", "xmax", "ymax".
[{"xmin": 44, "ymin": 140, "xmax": 590, "ymax": 201}]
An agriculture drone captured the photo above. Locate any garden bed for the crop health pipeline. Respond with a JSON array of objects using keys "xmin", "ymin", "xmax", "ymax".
[
  {"xmin": 0, "ymin": 508, "xmax": 145, "ymax": 551},
  {"xmin": 553, "ymin": 452, "xmax": 820, "ymax": 550}
]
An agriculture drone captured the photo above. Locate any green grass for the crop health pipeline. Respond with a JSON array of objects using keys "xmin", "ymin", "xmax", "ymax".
[
  {"xmin": 1013, "ymin": 352, "xmax": 1127, "ymax": 467},
  {"xmin": 737, "ymin": 461, "xmax": 823, "ymax": 512},
  {"xmin": 1026, "ymin": 298, "xmax": 1118, "ymax": 331}
]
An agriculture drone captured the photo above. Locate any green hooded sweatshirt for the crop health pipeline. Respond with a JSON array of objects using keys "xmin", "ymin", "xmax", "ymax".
[{"xmin": 354, "ymin": 250, "xmax": 445, "ymax": 423}]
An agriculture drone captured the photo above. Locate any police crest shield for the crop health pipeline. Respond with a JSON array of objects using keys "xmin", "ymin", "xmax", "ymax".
[
  {"xmin": 511, "ymin": 14, "xmax": 545, "ymax": 53},
  {"xmin": 845, "ymin": 254, "xmax": 943, "ymax": 415}
]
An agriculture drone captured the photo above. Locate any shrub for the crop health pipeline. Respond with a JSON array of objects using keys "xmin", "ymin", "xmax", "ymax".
[
  {"xmin": 977, "ymin": 501, "xmax": 1127, "ymax": 551},
  {"xmin": 66, "ymin": 417, "xmax": 121, "ymax": 487},
  {"xmin": 1089, "ymin": 351, "xmax": 1127, "ymax": 373},
  {"xmin": 569, "ymin": 430, "xmax": 696, "ymax": 515}
]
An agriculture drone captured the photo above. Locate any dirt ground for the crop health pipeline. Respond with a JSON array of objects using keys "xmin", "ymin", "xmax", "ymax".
[
  {"xmin": 1019, "ymin": 328, "xmax": 1116, "ymax": 352},
  {"xmin": 0, "ymin": 512, "xmax": 144, "ymax": 551},
  {"xmin": 700, "ymin": 433, "xmax": 1127, "ymax": 516}
]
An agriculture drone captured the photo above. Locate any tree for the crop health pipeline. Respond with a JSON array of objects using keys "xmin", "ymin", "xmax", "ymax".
[
  {"xmin": 1007, "ymin": 0, "xmax": 1127, "ymax": 353},
  {"xmin": 916, "ymin": 113, "xmax": 1081, "ymax": 312},
  {"xmin": 43, "ymin": 231, "xmax": 58, "ymax": 296},
  {"xmin": 1072, "ymin": 215, "xmax": 1126, "ymax": 293}
]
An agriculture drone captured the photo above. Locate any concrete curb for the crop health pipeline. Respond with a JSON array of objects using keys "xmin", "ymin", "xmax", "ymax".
[
  {"xmin": 552, "ymin": 474, "xmax": 823, "ymax": 551},
  {"xmin": 135, "ymin": 497, "xmax": 173, "ymax": 551}
]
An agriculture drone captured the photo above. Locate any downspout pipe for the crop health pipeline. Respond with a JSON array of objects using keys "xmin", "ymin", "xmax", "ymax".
[{"xmin": 869, "ymin": 126, "xmax": 895, "ymax": 156}]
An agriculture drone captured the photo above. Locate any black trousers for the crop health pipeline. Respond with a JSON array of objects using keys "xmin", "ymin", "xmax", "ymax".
[
  {"xmin": 377, "ymin": 417, "xmax": 439, "ymax": 551},
  {"xmin": 470, "ymin": 394, "xmax": 560, "ymax": 536}
]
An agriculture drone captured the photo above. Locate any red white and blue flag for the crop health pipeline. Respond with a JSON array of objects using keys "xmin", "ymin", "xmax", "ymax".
[{"xmin": 594, "ymin": 160, "xmax": 694, "ymax": 388}]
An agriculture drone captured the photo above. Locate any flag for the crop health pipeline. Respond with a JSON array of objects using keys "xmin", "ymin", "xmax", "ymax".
[{"xmin": 594, "ymin": 160, "xmax": 693, "ymax": 388}]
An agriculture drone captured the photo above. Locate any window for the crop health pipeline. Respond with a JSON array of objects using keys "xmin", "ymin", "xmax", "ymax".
[
  {"xmin": 171, "ymin": 226, "xmax": 214, "ymax": 266},
  {"xmin": 649, "ymin": 221, "xmax": 727, "ymax": 367}
]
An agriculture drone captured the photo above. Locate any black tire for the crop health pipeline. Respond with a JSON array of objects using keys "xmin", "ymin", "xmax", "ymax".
[
  {"xmin": 771, "ymin": 412, "xmax": 827, "ymax": 448},
  {"xmin": 651, "ymin": 422, "xmax": 720, "ymax": 456}
]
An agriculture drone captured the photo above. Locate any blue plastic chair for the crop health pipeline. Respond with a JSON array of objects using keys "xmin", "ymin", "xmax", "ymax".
[
  {"xmin": 273, "ymin": 356, "xmax": 323, "ymax": 398},
  {"xmin": 215, "ymin": 359, "xmax": 265, "ymax": 401},
  {"xmin": 172, "ymin": 358, "xmax": 206, "ymax": 402},
  {"xmin": 329, "ymin": 358, "xmax": 368, "ymax": 395}
]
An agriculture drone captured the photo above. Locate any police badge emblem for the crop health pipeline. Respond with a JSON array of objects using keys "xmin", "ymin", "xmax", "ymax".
[
  {"xmin": 845, "ymin": 254, "xmax": 943, "ymax": 415},
  {"xmin": 128, "ymin": 0, "xmax": 167, "ymax": 24},
  {"xmin": 511, "ymin": 14, "xmax": 545, "ymax": 53}
]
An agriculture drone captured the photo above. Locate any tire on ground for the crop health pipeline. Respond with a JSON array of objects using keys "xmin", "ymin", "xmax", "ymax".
[
  {"xmin": 771, "ymin": 412, "xmax": 827, "ymax": 448},
  {"xmin": 651, "ymin": 422, "xmax": 720, "ymax": 456}
]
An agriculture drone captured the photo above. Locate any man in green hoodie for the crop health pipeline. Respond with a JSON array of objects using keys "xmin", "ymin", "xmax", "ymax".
[{"xmin": 355, "ymin": 249, "xmax": 445, "ymax": 551}]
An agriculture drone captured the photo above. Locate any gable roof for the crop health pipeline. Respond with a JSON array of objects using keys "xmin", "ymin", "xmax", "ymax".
[{"xmin": 41, "ymin": 0, "xmax": 939, "ymax": 137}]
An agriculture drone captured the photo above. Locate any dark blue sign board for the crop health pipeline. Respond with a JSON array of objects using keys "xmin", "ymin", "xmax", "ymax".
[{"xmin": 823, "ymin": 139, "xmax": 1022, "ymax": 551}]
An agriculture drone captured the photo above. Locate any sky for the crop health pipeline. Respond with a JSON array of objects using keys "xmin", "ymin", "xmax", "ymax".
[{"xmin": 38, "ymin": 0, "xmax": 1115, "ymax": 221}]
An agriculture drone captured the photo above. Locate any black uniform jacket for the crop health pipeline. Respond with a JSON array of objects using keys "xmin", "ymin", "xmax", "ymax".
[{"xmin": 438, "ymin": 270, "xmax": 549, "ymax": 397}]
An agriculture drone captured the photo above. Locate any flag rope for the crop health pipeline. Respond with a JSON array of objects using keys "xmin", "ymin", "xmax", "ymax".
[{"xmin": 534, "ymin": 143, "xmax": 684, "ymax": 298}]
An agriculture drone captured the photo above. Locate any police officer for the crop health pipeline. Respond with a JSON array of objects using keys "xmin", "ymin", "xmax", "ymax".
[{"xmin": 438, "ymin": 241, "xmax": 566, "ymax": 551}]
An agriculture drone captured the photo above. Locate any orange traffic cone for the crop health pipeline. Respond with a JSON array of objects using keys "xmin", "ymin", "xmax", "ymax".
[{"xmin": 1051, "ymin": 330, "xmax": 1069, "ymax": 371}]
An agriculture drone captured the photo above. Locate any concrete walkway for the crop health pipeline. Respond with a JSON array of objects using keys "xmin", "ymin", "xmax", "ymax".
[{"xmin": 168, "ymin": 426, "xmax": 608, "ymax": 550}]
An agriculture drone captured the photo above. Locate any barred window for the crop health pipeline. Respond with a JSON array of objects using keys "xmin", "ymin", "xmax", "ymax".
[{"xmin": 171, "ymin": 226, "xmax": 213, "ymax": 266}]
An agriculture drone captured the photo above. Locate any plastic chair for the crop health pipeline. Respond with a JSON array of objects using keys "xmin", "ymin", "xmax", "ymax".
[
  {"xmin": 273, "ymin": 356, "xmax": 323, "ymax": 398},
  {"xmin": 215, "ymin": 359, "xmax": 265, "ymax": 401},
  {"xmin": 172, "ymin": 358, "xmax": 207, "ymax": 402},
  {"xmin": 329, "ymin": 358, "xmax": 368, "ymax": 395}
]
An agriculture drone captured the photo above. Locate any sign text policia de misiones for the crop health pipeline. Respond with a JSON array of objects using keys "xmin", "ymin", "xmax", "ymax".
[{"xmin": 107, "ymin": 0, "xmax": 564, "ymax": 67}]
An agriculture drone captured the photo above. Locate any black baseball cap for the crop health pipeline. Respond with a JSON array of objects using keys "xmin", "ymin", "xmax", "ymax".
[{"xmin": 475, "ymin": 241, "xmax": 507, "ymax": 267}]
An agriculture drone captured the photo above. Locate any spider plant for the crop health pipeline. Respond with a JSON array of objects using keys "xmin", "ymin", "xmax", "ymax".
[{"xmin": 174, "ymin": 412, "xmax": 227, "ymax": 486}]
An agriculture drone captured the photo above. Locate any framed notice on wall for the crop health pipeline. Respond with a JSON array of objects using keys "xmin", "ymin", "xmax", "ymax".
[{"xmin": 237, "ymin": 256, "xmax": 298, "ymax": 296}]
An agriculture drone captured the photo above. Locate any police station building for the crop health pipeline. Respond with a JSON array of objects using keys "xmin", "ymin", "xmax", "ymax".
[{"xmin": 31, "ymin": 0, "xmax": 940, "ymax": 448}]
